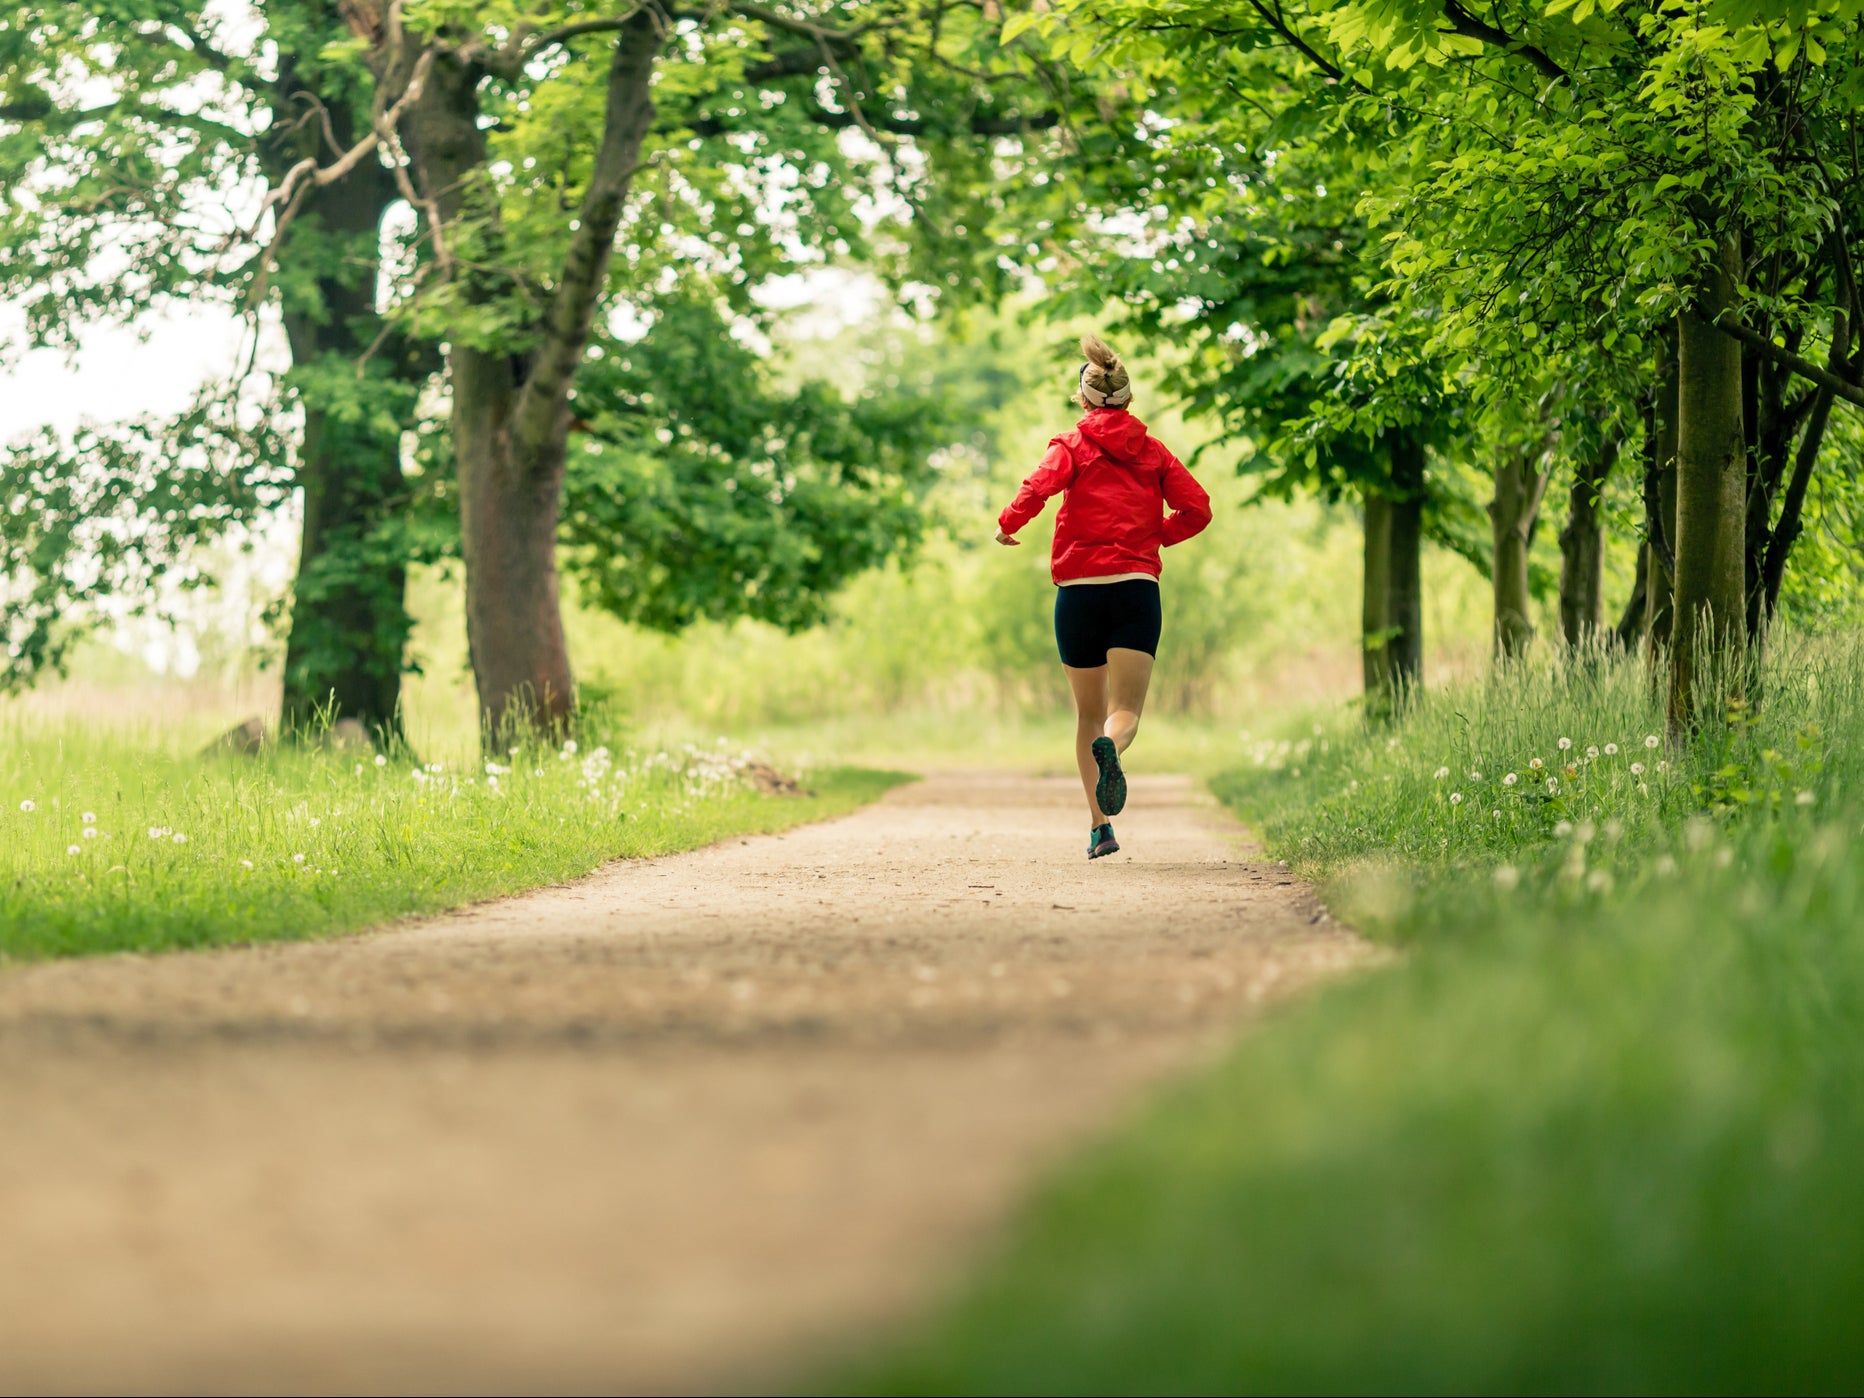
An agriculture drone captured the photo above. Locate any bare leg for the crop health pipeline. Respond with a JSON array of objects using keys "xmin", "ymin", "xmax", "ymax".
[
  {"xmin": 1064, "ymin": 663, "xmax": 1109, "ymax": 826},
  {"xmin": 1104, "ymin": 647, "xmax": 1155, "ymax": 755}
]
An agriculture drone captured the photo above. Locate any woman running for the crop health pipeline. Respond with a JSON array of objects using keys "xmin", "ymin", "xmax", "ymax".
[{"xmin": 995, "ymin": 335, "xmax": 1212, "ymax": 859}]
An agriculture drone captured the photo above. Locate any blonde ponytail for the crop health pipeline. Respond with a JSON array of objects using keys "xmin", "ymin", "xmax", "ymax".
[{"xmin": 1074, "ymin": 333, "xmax": 1133, "ymax": 409}]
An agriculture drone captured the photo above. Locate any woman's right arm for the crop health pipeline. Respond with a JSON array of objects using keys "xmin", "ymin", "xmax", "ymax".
[{"xmin": 996, "ymin": 441, "xmax": 1075, "ymax": 540}]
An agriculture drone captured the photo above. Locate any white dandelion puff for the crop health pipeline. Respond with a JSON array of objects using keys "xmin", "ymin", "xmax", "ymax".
[
  {"xmin": 1558, "ymin": 737, "xmax": 1572, "ymax": 750},
  {"xmin": 1450, "ymin": 792, "xmax": 1464, "ymax": 805},
  {"xmin": 1434, "ymin": 766, "xmax": 1450, "ymax": 780},
  {"xmin": 240, "ymin": 860, "xmax": 253, "ymax": 869},
  {"xmin": 1469, "ymin": 770, "xmax": 1484, "ymax": 781},
  {"xmin": 293, "ymin": 853, "xmax": 306, "ymax": 864},
  {"xmin": 172, "ymin": 833, "xmax": 186, "ymax": 844},
  {"xmin": 81, "ymin": 812, "xmax": 95, "ymax": 825},
  {"xmin": 19, "ymin": 800, "xmax": 34, "ymax": 813},
  {"xmin": 66, "ymin": 844, "xmax": 80, "ymax": 856},
  {"xmin": 1547, "ymin": 778, "xmax": 1560, "ymax": 794},
  {"xmin": 1604, "ymin": 744, "xmax": 1619, "ymax": 756},
  {"xmin": 1630, "ymin": 762, "xmax": 1645, "ymax": 776},
  {"xmin": 1645, "ymin": 735, "xmax": 1661, "ymax": 749},
  {"xmin": 1529, "ymin": 758, "xmax": 1545, "ymax": 770},
  {"xmin": 82, "ymin": 828, "xmax": 97, "ymax": 839},
  {"xmin": 374, "ymin": 753, "xmax": 388, "ymax": 767},
  {"xmin": 1796, "ymin": 790, "xmax": 1815, "ymax": 807},
  {"xmin": 1585, "ymin": 746, "xmax": 1599, "ymax": 759},
  {"xmin": 1503, "ymin": 773, "xmax": 1518, "ymax": 786}
]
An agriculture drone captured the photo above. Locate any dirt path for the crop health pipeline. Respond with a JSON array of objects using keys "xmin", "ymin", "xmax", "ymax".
[{"xmin": 0, "ymin": 770, "xmax": 1367, "ymax": 1395}]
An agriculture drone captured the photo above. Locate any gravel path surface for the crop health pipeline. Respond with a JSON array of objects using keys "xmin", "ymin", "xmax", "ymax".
[{"xmin": 0, "ymin": 769, "xmax": 1367, "ymax": 1395}]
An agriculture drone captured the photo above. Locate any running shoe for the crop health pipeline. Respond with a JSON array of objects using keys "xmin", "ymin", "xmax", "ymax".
[
  {"xmin": 1087, "ymin": 822, "xmax": 1120, "ymax": 859},
  {"xmin": 1091, "ymin": 736, "xmax": 1127, "ymax": 816}
]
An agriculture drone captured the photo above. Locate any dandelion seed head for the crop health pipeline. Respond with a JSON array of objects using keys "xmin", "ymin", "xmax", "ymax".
[
  {"xmin": 1585, "ymin": 746, "xmax": 1599, "ymax": 759},
  {"xmin": 1558, "ymin": 737, "xmax": 1572, "ymax": 750},
  {"xmin": 1630, "ymin": 762, "xmax": 1645, "ymax": 776},
  {"xmin": 1645, "ymin": 735, "xmax": 1661, "ymax": 749},
  {"xmin": 293, "ymin": 853, "xmax": 306, "ymax": 864},
  {"xmin": 1529, "ymin": 758, "xmax": 1545, "ymax": 770},
  {"xmin": 81, "ymin": 812, "xmax": 95, "ymax": 825},
  {"xmin": 82, "ymin": 827, "xmax": 96, "ymax": 839},
  {"xmin": 66, "ymin": 844, "xmax": 80, "ymax": 856},
  {"xmin": 1503, "ymin": 773, "xmax": 1518, "ymax": 786},
  {"xmin": 19, "ymin": 800, "xmax": 34, "ymax": 813},
  {"xmin": 240, "ymin": 859, "xmax": 253, "ymax": 869},
  {"xmin": 1604, "ymin": 743, "xmax": 1618, "ymax": 756},
  {"xmin": 1434, "ymin": 766, "xmax": 1450, "ymax": 780},
  {"xmin": 374, "ymin": 754, "xmax": 388, "ymax": 767},
  {"xmin": 172, "ymin": 833, "xmax": 186, "ymax": 844},
  {"xmin": 1450, "ymin": 792, "xmax": 1463, "ymax": 805},
  {"xmin": 1547, "ymin": 778, "xmax": 1560, "ymax": 793},
  {"xmin": 1796, "ymin": 790, "xmax": 1815, "ymax": 806}
]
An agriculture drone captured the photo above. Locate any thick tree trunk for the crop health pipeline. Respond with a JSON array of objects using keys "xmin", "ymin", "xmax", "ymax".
[
  {"xmin": 1488, "ymin": 449, "xmax": 1538, "ymax": 659},
  {"xmin": 273, "ymin": 84, "xmax": 413, "ymax": 740},
  {"xmin": 281, "ymin": 389, "xmax": 410, "ymax": 736},
  {"xmin": 1558, "ymin": 433, "xmax": 1618, "ymax": 649},
  {"xmin": 401, "ymin": 19, "xmax": 660, "ymax": 739},
  {"xmin": 1668, "ymin": 238, "xmax": 1749, "ymax": 737},
  {"xmin": 1361, "ymin": 488, "xmax": 1393, "ymax": 708},
  {"xmin": 1386, "ymin": 431, "xmax": 1426, "ymax": 696}
]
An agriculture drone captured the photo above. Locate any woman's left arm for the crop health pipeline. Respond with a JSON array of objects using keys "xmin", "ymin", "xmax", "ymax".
[{"xmin": 1159, "ymin": 449, "xmax": 1213, "ymax": 545}]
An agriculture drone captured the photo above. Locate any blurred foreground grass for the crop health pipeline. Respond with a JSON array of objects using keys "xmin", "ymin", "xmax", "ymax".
[
  {"xmin": 0, "ymin": 715, "xmax": 907, "ymax": 960},
  {"xmin": 849, "ymin": 636, "xmax": 1864, "ymax": 1394}
]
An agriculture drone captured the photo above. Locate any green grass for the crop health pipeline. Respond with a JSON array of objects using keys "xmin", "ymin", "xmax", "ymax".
[
  {"xmin": 845, "ymin": 636, "xmax": 1864, "ymax": 1394},
  {"xmin": 0, "ymin": 717, "xmax": 908, "ymax": 960}
]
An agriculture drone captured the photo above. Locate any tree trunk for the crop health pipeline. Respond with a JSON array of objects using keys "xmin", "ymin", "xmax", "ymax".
[
  {"xmin": 1612, "ymin": 540, "xmax": 1648, "ymax": 649},
  {"xmin": 1668, "ymin": 237, "xmax": 1749, "ymax": 738},
  {"xmin": 1386, "ymin": 430, "xmax": 1426, "ymax": 697},
  {"xmin": 272, "ymin": 74, "xmax": 414, "ymax": 740},
  {"xmin": 281, "ymin": 383, "xmax": 411, "ymax": 736},
  {"xmin": 1645, "ymin": 329, "xmax": 1680, "ymax": 658},
  {"xmin": 1758, "ymin": 387, "xmax": 1834, "ymax": 628},
  {"xmin": 1362, "ymin": 487, "xmax": 1393, "ymax": 711},
  {"xmin": 1488, "ymin": 449, "xmax": 1538, "ymax": 659},
  {"xmin": 401, "ymin": 20, "xmax": 661, "ymax": 739},
  {"xmin": 1558, "ymin": 432, "xmax": 1618, "ymax": 649}
]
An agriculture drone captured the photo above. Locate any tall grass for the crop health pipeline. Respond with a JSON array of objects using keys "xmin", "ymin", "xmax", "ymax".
[
  {"xmin": 0, "ymin": 714, "xmax": 905, "ymax": 960},
  {"xmin": 847, "ymin": 636, "xmax": 1864, "ymax": 1395}
]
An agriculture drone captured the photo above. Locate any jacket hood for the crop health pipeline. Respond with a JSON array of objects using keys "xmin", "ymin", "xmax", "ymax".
[{"xmin": 1075, "ymin": 407, "xmax": 1150, "ymax": 462}]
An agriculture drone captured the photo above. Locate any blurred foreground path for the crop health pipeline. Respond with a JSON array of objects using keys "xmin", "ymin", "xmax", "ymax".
[{"xmin": 0, "ymin": 771, "xmax": 1368, "ymax": 1396}]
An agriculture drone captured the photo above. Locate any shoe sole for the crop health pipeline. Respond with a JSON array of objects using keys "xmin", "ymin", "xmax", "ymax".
[
  {"xmin": 1092, "ymin": 736, "xmax": 1127, "ymax": 817},
  {"xmin": 1088, "ymin": 836, "xmax": 1120, "ymax": 860}
]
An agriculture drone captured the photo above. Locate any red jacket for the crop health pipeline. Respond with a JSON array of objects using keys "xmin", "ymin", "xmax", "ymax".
[{"xmin": 998, "ymin": 409, "xmax": 1213, "ymax": 583}]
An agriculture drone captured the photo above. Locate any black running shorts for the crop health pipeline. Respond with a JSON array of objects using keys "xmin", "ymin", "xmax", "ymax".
[{"xmin": 1053, "ymin": 578, "xmax": 1162, "ymax": 668}]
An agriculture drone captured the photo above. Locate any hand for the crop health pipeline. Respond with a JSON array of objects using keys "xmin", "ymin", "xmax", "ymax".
[{"xmin": 994, "ymin": 528, "xmax": 1021, "ymax": 546}]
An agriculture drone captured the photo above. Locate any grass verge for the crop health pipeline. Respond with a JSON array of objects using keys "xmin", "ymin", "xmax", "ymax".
[
  {"xmin": 0, "ymin": 721, "xmax": 908, "ymax": 960},
  {"xmin": 844, "ymin": 638, "xmax": 1864, "ymax": 1394}
]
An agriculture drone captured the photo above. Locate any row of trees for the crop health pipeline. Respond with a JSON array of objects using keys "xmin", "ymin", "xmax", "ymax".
[
  {"xmin": 4, "ymin": 1, "xmax": 1861, "ymax": 743},
  {"xmin": 1015, "ymin": 0, "xmax": 1864, "ymax": 731}
]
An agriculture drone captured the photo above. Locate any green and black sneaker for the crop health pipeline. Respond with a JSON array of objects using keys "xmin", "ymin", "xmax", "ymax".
[
  {"xmin": 1087, "ymin": 822, "xmax": 1120, "ymax": 860},
  {"xmin": 1091, "ymin": 736, "xmax": 1127, "ymax": 817}
]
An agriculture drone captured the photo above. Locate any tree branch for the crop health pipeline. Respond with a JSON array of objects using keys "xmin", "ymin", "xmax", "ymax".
[
  {"xmin": 1714, "ymin": 313, "xmax": 1864, "ymax": 410},
  {"xmin": 1441, "ymin": 0, "xmax": 1567, "ymax": 83}
]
